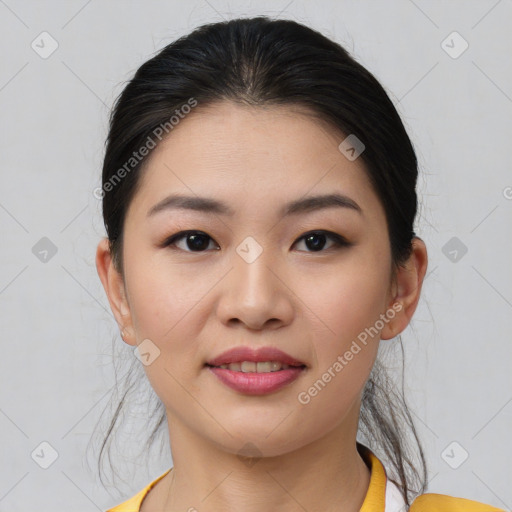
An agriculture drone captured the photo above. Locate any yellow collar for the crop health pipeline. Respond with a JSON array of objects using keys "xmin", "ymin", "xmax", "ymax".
[
  {"xmin": 356, "ymin": 442, "xmax": 505, "ymax": 512},
  {"xmin": 357, "ymin": 442, "xmax": 387, "ymax": 511}
]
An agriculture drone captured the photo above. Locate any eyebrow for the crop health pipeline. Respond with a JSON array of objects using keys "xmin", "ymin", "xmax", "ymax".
[{"xmin": 147, "ymin": 192, "xmax": 362, "ymax": 218}]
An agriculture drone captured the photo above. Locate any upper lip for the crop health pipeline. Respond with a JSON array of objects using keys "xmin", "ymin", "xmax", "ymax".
[{"xmin": 206, "ymin": 346, "xmax": 307, "ymax": 367}]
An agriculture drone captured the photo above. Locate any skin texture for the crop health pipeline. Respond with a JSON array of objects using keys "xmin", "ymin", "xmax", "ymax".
[{"xmin": 96, "ymin": 101, "xmax": 428, "ymax": 512}]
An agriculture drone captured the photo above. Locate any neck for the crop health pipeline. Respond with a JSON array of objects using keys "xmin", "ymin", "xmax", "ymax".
[{"xmin": 152, "ymin": 409, "xmax": 371, "ymax": 512}]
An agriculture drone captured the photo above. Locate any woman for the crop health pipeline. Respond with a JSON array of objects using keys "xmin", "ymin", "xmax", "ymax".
[{"xmin": 95, "ymin": 16, "xmax": 504, "ymax": 512}]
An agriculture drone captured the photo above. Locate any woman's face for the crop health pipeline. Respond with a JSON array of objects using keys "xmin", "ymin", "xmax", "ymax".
[{"xmin": 107, "ymin": 101, "xmax": 400, "ymax": 457}]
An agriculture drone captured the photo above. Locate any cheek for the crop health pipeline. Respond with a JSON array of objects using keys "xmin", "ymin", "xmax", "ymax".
[
  {"xmin": 297, "ymin": 253, "xmax": 391, "ymax": 350},
  {"xmin": 122, "ymin": 246, "xmax": 210, "ymax": 376},
  {"xmin": 290, "ymin": 258, "xmax": 389, "ymax": 426},
  {"xmin": 124, "ymin": 239, "xmax": 212, "ymax": 338},
  {"xmin": 122, "ymin": 260, "xmax": 208, "ymax": 407}
]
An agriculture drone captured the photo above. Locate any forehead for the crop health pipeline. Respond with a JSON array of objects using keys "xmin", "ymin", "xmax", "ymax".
[{"xmin": 128, "ymin": 101, "xmax": 381, "ymax": 220}]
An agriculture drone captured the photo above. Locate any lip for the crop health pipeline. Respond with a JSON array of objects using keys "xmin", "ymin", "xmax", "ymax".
[
  {"xmin": 207, "ymin": 366, "xmax": 305, "ymax": 395},
  {"xmin": 205, "ymin": 346, "xmax": 307, "ymax": 367}
]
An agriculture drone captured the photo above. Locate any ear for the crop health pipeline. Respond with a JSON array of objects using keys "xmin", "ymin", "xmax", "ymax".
[
  {"xmin": 381, "ymin": 237, "xmax": 428, "ymax": 340},
  {"xmin": 95, "ymin": 237, "xmax": 136, "ymax": 346}
]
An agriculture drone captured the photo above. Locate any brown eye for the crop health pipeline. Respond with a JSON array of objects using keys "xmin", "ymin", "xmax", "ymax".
[
  {"xmin": 163, "ymin": 231, "xmax": 219, "ymax": 252},
  {"xmin": 293, "ymin": 231, "xmax": 350, "ymax": 252}
]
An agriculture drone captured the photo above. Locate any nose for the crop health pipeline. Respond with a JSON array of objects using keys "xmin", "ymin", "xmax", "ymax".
[{"xmin": 215, "ymin": 246, "xmax": 294, "ymax": 331}]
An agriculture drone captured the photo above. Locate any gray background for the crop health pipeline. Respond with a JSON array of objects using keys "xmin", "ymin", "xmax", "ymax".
[{"xmin": 0, "ymin": 0, "xmax": 511, "ymax": 510}]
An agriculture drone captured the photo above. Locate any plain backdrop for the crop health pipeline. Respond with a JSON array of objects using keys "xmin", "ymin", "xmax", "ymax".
[{"xmin": 0, "ymin": 1, "xmax": 511, "ymax": 511}]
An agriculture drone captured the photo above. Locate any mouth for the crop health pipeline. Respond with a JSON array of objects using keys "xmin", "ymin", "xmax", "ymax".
[
  {"xmin": 205, "ymin": 358, "xmax": 307, "ymax": 395},
  {"xmin": 205, "ymin": 361, "xmax": 306, "ymax": 373},
  {"xmin": 205, "ymin": 346, "xmax": 308, "ymax": 372}
]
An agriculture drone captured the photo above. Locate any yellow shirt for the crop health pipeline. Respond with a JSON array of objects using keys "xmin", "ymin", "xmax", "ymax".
[{"xmin": 105, "ymin": 445, "xmax": 505, "ymax": 511}]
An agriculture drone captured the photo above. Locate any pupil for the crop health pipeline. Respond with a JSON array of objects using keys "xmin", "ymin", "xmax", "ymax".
[
  {"xmin": 188, "ymin": 233, "xmax": 209, "ymax": 251},
  {"xmin": 306, "ymin": 233, "xmax": 325, "ymax": 251}
]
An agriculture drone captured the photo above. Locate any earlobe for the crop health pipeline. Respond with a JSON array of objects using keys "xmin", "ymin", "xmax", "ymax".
[
  {"xmin": 95, "ymin": 238, "xmax": 136, "ymax": 346},
  {"xmin": 381, "ymin": 237, "xmax": 428, "ymax": 340}
]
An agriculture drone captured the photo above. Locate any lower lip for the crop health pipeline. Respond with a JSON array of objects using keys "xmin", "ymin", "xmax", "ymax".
[{"xmin": 206, "ymin": 365, "xmax": 305, "ymax": 395}]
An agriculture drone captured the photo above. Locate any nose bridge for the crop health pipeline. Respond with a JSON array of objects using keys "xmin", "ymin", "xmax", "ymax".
[
  {"xmin": 216, "ymin": 233, "xmax": 293, "ymax": 329},
  {"xmin": 233, "ymin": 234, "xmax": 279, "ymax": 300}
]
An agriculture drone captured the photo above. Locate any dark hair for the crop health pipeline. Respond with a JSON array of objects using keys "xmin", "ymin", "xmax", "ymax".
[{"xmin": 92, "ymin": 16, "xmax": 427, "ymax": 507}]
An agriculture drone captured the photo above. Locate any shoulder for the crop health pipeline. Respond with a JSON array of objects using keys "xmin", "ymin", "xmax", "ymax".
[
  {"xmin": 410, "ymin": 492, "xmax": 506, "ymax": 512},
  {"xmin": 105, "ymin": 469, "xmax": 172, "ymax": 512},
  {"xmin": 105, "ymin": 486, "xmax": 148, "ymax": 512},
  {"xmin": 105, "ymin": 487, "xmax": 146, "ymax": 512}
]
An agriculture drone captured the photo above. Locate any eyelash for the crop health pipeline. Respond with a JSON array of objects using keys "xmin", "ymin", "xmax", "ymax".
[{"xmin": 161, "ymin": 230, "xmax": 351, "ymax": 253}]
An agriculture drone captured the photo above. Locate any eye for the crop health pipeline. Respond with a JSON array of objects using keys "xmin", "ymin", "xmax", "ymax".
[
  {"xmin": 161, "ymin": 230, "xmax": 350, "ymax": 253},
  {"xmin": 293, "ymin": 230, "xmax": 350, "ymax": 253},
  {"xmin": 162, "ymin": 231, "xmax": 219, "ymax": 252}
]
